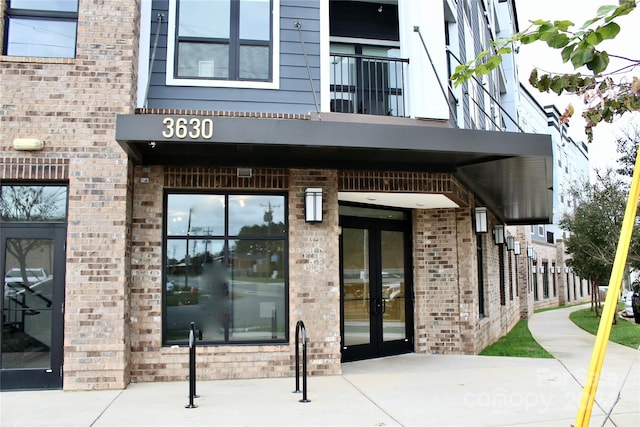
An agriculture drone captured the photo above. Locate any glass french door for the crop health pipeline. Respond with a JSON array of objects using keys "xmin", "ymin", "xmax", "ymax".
[
  {"xmin": 340, "ymin": 215, "xmax": 413, "ymax": 362},
  {"xmin": 1, "ymin": 225, "xmax": 65, "ymax": 390}
]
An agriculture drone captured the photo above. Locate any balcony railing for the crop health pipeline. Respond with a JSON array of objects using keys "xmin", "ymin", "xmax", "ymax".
[{"xmin": 330, "ymin": 53, "xmax": 409, "ymax": 117}]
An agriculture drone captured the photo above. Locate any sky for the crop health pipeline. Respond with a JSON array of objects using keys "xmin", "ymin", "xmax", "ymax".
[{"xmin": 515, "ymin": 0, "xmax": 640, "ymax": 177}]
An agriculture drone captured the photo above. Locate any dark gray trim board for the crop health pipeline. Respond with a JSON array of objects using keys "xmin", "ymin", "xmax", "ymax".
[{"xmin": 115, "ymin": 114, "xmax": 553, "ymax": 224}]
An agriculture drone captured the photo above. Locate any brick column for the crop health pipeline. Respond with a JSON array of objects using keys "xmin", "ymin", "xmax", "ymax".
[{"xmin": 288, "ymin": 169, "xmax": 341, "ymax": 375}]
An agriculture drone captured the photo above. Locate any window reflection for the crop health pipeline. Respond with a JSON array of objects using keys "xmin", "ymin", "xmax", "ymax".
[
  {"xmin": 0, "ymin": 185, "xmax": 68, "ymax": 222},
  {"xmin": 229, "ymin": 194, "xmax": 285, "ymax": 236},
  {"xmin": 3, "ymin": 238, "xmax": 55, "ymax": 369},
  {"xmin": 166, "ymin": 194, "xmax": 225, "ymax": 236},
  {"xmin": 165, "ymin": 193, "xmax": 287, "ymax": 344}
]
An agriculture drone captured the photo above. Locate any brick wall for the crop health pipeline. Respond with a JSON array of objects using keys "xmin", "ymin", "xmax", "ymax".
[
  {"xmin": 413, "ymin": 208, "xmax": 478, "ymax": 354},
  {"xmin": 1, "ymin": 0, "xmax": 140, "ymax": 390},
  {"xmin": 128, "ymin": 167, "xmax": 341, "ymax": 383},
  {"xmin": 289, "ymin": 169, "xmax": 342, "ymax": 376}
]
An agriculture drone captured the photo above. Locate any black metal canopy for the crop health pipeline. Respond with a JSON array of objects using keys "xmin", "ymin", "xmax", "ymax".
[{"xmin": 115, "ymin": 113, "xmax": 553, "ymax": 224}]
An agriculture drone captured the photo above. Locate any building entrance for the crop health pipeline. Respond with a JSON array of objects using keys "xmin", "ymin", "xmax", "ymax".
[
  {"xmin": 339, "ymin": 205, "xmax": 413, "ymax": 362},
  {"xmin": 1, "ymin": 225, "xmax": 66, "ymax": 390}
]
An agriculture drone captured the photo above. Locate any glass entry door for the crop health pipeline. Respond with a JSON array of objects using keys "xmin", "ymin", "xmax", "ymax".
[
  {"xmin": 1, "ymin": 225, "xmax": 65, "ymax": 390},
  {"xmin": 340, "ymin": 214, "xmax": 413, "ymax": 362}
]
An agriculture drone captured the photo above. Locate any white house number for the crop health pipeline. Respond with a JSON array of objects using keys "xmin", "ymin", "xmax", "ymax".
[{"xmin": 161, "ymin": 117, "xmax": 214, "ymax": 140}]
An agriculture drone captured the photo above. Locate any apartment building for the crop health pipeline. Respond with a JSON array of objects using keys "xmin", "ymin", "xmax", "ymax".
[
  {"xmin": 513, "ymin": 85, "xmax": 591, "ymax": 315},
  {"xmin": 2, "ymin": 0, "xmax": 557, "ymax": 391}
]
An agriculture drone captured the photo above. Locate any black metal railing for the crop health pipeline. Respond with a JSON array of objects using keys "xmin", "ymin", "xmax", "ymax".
[{"xmin": 330, "ymin": 53, "xmax": 409, "ymax": 117}]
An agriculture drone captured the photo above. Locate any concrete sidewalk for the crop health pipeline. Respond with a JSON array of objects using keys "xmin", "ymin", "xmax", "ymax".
[{"xmin": 1, "ymin": 304, "xmax": 639, "ymax": 426}]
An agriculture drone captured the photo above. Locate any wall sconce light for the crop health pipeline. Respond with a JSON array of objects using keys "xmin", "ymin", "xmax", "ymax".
[
  {"xmin": 506, "ymin": 235, "xmax": 515, "ymax": 251},
  {"xmin": 514, "ymin": 241, "xmax": 521, "ymax": 255},
  {"xmin": 540, "ymin": 266, "xmax": 545, "ymax": 273},
  {"xmin": 493, "ymin": 225, "xmax": 505, "ymax": 245},
  {"xmin": 527, "ymin": 245, "xmax": 534, "ymax": 258},
  {"xmin": 305, "ymin": 188, "xmax": 323, "ymax": 223},
  {"xmin": 13, "ymin": 138, "xmax": 43, "ymax": 151},
  {"xmin": 564, "ymin": 266, "xmax": 569, "ymax": 273},
  {"xmin": 550, "ymin": 266, "xmax": 555, "ymax": 273},
  {"xmin": 474, "ymin": 207, "xmax": 488, "ymax": 234}
]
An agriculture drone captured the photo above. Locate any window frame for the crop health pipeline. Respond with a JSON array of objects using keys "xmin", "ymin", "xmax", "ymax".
[
  {"xmin": 3, "ymin": 1, "xmax": 78, "ymax": 58},
  {"xmin": 162, "ymin": 190, "xmax": 289, "ymax": 346},
  {"xmin": 166, "ymin": 0, "xmax": 280, "ymax": 89}
]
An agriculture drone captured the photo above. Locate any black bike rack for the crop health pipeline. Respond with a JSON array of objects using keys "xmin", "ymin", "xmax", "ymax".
[
  {"xmin": 185, "ymin": 322, "xmax": 198, "ymax": 408},
  {"xmin": 293, "ymin": 320, "xmax": 310, "ymax": 403}
]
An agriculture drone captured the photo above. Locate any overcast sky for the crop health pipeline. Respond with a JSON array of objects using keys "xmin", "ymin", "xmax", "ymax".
[{"xmin": 515, "ymin": 0, "xmax": 640, "ymax": 176}]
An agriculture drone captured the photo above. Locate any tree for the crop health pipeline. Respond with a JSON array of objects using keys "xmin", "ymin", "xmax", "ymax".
[
  {"xmin": 559, "ymin": 170, "xmax": 640, "ymax": 315},
  {"xmin": 614, "ymin": 123, "xmax": 640, "ymax": 177},
  {"xmin": 451, "ymin": 1, "xmax": 639, "ymax": 142}
]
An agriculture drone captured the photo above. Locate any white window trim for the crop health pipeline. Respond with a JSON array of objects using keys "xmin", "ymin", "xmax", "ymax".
[{"xmin": 166, "ymin": 0, "xmax": 280, "ymax": 89}]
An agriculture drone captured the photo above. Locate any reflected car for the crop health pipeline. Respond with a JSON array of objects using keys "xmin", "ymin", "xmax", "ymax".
[
  {"xmin": 4, "ymin": 268, "xmax": 49, "ymax": 297},
  {"xmin": 4, "ymin": 276, "xmax": 53, "ymax": 312},
  {"xmin": 4, "ymin": 267, "xmax": 48, "ymax": 284}
]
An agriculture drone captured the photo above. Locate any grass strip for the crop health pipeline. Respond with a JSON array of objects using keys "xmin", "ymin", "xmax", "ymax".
[
  {"xmin": 569, "ymin": 307, "xmax": 640, "ymax": 350},
  {"xmin": 480, "ymin": 319, "xmax": 553, "ymax": 358}
]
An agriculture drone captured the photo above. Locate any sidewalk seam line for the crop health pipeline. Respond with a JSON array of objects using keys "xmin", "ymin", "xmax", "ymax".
[
  {"xmin": 342, "ymin": 375, "xmax": 405, "ymax": 427},
  {"xmin": 89, "ymin": 389, "xmax": 125, "ymax": 427}
]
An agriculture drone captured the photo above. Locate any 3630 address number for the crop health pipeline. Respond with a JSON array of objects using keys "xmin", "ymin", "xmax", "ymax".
[{"xmin": 161, "ymin": 117, "xmax": 214, "ymax": 140}]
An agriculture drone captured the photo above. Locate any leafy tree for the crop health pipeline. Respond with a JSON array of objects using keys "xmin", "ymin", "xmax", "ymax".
[
  {"xmin": 559, "ymin": 170, "xmax": 640, "ymax": 314},
  {"xmin": 451, "ymin": 1, "xmax": 639, "ymax": 142},
  {"xmin": 614, "ymin": 123, "xmax": 640, "ymax": 177}
]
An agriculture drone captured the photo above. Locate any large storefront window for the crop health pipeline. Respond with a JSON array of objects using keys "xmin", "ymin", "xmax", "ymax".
[{"xmin": 164, "ymin": 192, "xmax": 287, "ymax": 345}]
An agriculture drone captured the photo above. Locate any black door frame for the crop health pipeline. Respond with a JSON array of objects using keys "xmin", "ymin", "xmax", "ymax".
[
  {"xmin": 1, "ymin": 223, "xmax": 66, "ymax": 390},
  {"xmin": 339, "ymin": 210, "xmax": 413, "ymax": 362}
]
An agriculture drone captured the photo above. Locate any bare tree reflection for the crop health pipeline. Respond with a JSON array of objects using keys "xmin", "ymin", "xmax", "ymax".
[{"xmin": 0, "ymin": 185, "xmax": 66, "ymax": 222}]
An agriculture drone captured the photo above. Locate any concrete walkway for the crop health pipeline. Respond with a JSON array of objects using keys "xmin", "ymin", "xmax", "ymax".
[{"xmin": 1, "ymin": 304, "xmax": 638, "ymax": 426}]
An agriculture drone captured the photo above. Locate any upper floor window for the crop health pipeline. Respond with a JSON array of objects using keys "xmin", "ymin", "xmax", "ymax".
[
  {"xmin": 3, "ymin": 0, "xmax": 78, "ymax": 58},
  {"xmin": 167, "ymin": 0, "xmax": 279, "ymax": 89}
]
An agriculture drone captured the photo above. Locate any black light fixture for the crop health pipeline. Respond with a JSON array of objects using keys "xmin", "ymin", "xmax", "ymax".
[
  {"xmin": 493, "ymin": 225, "xmax": 505, "ymax": 245},
  {"xmin": 474, "ymin": 207, "xmax": 488, "ymax": 234},
  {"xmin": 304, "ymin": 188, "xmax": 323, "ymax": 223}
]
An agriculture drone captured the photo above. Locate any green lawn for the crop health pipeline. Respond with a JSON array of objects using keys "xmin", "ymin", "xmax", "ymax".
[
  {"xmin": 481, "ymin": 303, "xmax": 640, "ymax": 359},
  {"xmin": 480, "ymin": 319, "xmax": 553, "ymax": 358},
  {"xmin": 569, "ymin": 306, "xmax": 640, "ymax": 350}
]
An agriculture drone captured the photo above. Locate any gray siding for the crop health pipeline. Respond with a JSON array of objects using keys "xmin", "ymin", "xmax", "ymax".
[
  {"xmin": 146, "ymin": 0, "xmax": 321, "ymax": 114},
  {"xmin": 458, "ymin": 0, "xmax": 471, "ymax": 129}
]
